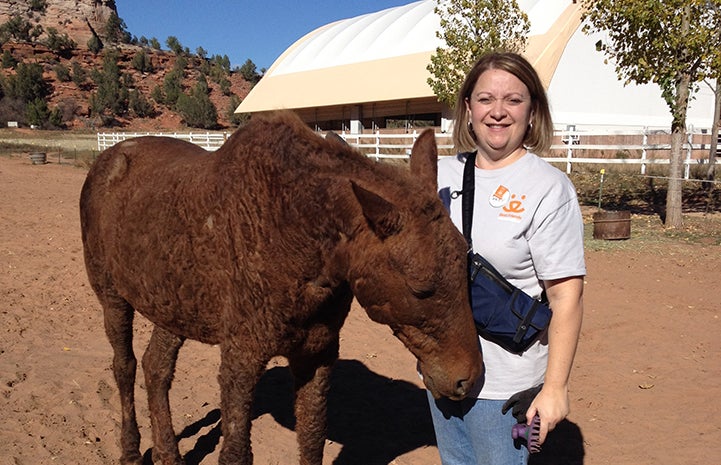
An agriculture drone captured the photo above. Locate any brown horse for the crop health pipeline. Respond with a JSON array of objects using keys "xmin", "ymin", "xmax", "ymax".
[{"xmin": 80, "ymin": 111, "xmax": 482, "ymax": 465}]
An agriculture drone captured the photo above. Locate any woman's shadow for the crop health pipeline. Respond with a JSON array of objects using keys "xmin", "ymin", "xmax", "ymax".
[{"xmin": 166, "ymin": 359, "xmax": 585, "ymax": 465}]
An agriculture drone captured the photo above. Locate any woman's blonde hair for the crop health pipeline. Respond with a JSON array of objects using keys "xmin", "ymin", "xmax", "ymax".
[{"xmin": 452, "ymin": 52, "xmax": 553, "ymax": 155}]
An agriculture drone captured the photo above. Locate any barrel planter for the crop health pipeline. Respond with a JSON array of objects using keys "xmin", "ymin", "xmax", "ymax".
[
  {"xmin": 593, "ymin": 210, "xmax": 631, "ymax": 240},
  {"xmin": 30, "ymin": 152, "xmax": 47, "ymax": 165}
]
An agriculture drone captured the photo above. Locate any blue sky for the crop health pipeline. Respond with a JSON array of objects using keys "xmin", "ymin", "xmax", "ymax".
[{"xmin": 116, "ymin": 1, "xmax": 415, "ymax": 71}]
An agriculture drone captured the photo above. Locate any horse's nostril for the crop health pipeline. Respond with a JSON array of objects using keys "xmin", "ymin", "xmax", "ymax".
[{"xmin": 455, "ymin": 378, "xmax": 472, "ymax": 398}]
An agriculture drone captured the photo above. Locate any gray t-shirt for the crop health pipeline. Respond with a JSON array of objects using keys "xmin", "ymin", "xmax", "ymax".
[{"xmin": 438, "ymin": 151, "xmax": 586, "ymax": 399}]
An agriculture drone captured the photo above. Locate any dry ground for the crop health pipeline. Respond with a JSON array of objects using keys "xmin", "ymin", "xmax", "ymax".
[{"xmin": 1, "ymin": 154, "xmax": 720, "ymax": 465}]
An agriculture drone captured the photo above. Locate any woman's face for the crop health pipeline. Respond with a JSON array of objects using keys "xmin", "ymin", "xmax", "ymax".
[{"xmin": 465, "ymin": 68, "xmax": 533, "ymax": 162}]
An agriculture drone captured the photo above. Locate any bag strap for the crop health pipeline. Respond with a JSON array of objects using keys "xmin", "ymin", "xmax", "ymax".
[{"xmin": 461, "ymin": 151, "xmax": 477, "ymax": 250}]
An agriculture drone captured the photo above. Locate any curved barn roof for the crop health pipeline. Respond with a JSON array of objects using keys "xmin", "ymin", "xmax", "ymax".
[
  {"xmin": 237, "ymin": 0, "xmax": 581, "ymax": 114},
  {"xmin": 236, "ymin": 0, "xmax": 715, "ymax": 130}
]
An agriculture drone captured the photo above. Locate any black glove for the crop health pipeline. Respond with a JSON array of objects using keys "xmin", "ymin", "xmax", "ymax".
[{"xmin": 501, "ymin": 384, "xmax": 543, "ymax": 423}]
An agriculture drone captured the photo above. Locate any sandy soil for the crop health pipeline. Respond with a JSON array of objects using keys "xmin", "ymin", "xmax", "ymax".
[{"xmin": 1, "ymin": 154, "xmax": 719, "ymax": 465}]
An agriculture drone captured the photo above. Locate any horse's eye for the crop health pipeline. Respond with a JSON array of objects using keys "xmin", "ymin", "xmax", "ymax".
[{"xmin": 407, "ymin": 282, "xmax": 435, "ymax": 299}]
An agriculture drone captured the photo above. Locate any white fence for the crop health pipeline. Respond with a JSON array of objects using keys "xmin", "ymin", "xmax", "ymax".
[
  {"xmin": 97, "ymin": 131, "xmax": 231, "ymax": 152},
  {"xmin": 98, "ymin": 127, "xmax": 720, "ymax": 180}
]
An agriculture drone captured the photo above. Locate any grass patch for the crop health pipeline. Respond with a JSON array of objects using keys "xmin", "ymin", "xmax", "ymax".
[{"xmin": 583, "ymin": 210, "xmax": 721, "ymax": 252}]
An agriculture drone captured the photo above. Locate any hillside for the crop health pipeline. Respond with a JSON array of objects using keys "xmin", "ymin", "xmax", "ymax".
[{"xmin": 0, "ymin": 0, "xmax": 255, "ymax": 131}]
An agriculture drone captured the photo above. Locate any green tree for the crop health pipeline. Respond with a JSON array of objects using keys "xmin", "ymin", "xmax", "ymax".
[
  {"xmin": 149, "ymin": 37, "xmax": 161, "ymax": 50},
  {"xmin": 238, "ymin": 58, "xmax": 261, "ymax": 85},
  {"xmin": 90, "ymin": 50, "xmax": 129, "ymax": 116},
  {"xmin": 226, "ymin": 93, "xmax": 247, "ymax": 126},
  {"xmin": 71, "ymin": 61, "xmax": 87, "ymax": 88},
  {"xmin": 583, "ymin": 0, "xmax": 721, "ymax": 228},
  {"xmin": 129, "ymin": 89, "xmax": 155, "ymax": 117},
  {"xmin": 87, "ymin": 34, "xmax": 102, "ymax": 54},
  {"xmin": 0, "ymin": 14, "xmax": 33, "ymax": 42},
  {"xmin": 166, "ymin": 36, "xmax": 184, "ymax": 55},
  {"xmin": 176, "ymin": 74, "xmax": 218, "ymax": 128},
  {"xmin": 5, "ymin": 62, "xmax": 50, "ymax": 102},
  {"xmin": 104, "ymin": 12, "xmax": 131, "ymax": 43},
  {"xmin": 54, "ymin": 63, "xmax": 71, "ymax": 82},
  {"xmin": 131, "ymin": 49, "xmax": 153, "ymax": 73},
  {"xmin": 25, "ymin": 97, "xmax": 62, "ymax": 128},
  {"xmin": 426, "ymin": 0, "xmax": 529, "ymax": 108},
  {"xmin": 162, "ymin": 67, "xmax": 184, "ymax": 108},
  {"xmin": 1, "ymin": 50, "xmax": 17, "ymax": 68},
  {"xmin": 44, "ymin": 27, "xmax": 76, "ymax": 57}
]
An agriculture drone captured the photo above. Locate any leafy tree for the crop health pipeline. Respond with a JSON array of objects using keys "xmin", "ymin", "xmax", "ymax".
[
  {"xmin": 0, "ymin": 14, "xmax": 33, "ymax": 42},
  {"xmin": 176, "ymin": 74, "xmax": 218, "ymax": 128},
  {"xmin": 196, "ymin": 46, "xmax": 207, "ymax": 60},
  {"xmin": 5, "ymin": 62, "xmax": 50, "ymax": 102},
  {"xmin": 427, "ymin": 0, "xmax": 529, "ymax": 108},
  {"xmin": 71, "ymin": 61, "xmax": 88, "ymax": 88},
  {"xmin": 128, "ymin": 89, "xmax": 155, "ymax": 117},
  {"xmin": 90, "ymin": 50, "xmax": 129, "ymax": 116},
  {"xmin": 104, "ymin": 12, "xmax": 131, "ymax": 43},
  {"xmin": 149, "ymin": 37, "xmax": 161, "ymax": 50},
  {"xmin": 226, "ymin": 93, "xmax": 247, "ymax": 127},
  {"xmin": 131, "ymin": 49, "xmax": 154, "ymax": 73},
  {"xmin": 87, "ymin": 34, "xmax": 102, "ymax": 54},
  {"xmin": 150, "ymin": 84, "xmax": 164, "ymax": 104},
  {"xmin": 166, "ymin": 36, "xmax": 184, "ymax": 55},
  {"xmin": 54, "ymin": 63, "xmax": 71, "ymax": 82},
  {"xmin": 29, "ymin": 0, "xmax": 48, "ymax": 12},
  {"xmin": 583, "ymin": 0, "xmax": 721, "ymax": 228},
  {"xmin": 44, "ymin": 27, "xmax": 76, "ymax": 56},
  {"xmin": 162, "ymin": 67, "xmax": 184, "ymax": 108},
  {"xmin": 26, "ymin": 97, "xmax": 62, "ymax": 128},
  {"xmin": 238, "ymin": 58, "xmax": 262, "ymax": 84},
  {"xmin": 2, "ymin": 50, "xmax": 17, "ymax": 69}
]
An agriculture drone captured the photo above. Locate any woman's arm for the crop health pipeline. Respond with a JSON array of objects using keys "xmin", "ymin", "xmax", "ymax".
[{"xmin": 527, "ymin": 275, "xmax": 584, "ymax": 444}]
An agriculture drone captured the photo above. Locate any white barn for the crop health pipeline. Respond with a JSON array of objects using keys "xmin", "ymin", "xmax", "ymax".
[{"xmin": 236, "ymin": 0, "xmax": 716, "ymax": 133}]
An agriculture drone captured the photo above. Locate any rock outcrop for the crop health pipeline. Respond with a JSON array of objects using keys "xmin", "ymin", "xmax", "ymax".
[{"xmin": 0, "ymin": 0, "xmax": 117, "ymax": 47}]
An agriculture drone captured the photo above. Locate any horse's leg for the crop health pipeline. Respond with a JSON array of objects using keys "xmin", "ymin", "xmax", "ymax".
[
  {"xmin": 101, "ymin": 294, "xmax": 143, "ymax": 465},
  {"xmin": 142, "ymin": 325, "xmax": 185, "ymax": 465},
  {"xmin": 289, "ymin": 349, "xmax": 338, "ymax": 465},
  {"xmin": 217, "ymin": 343, "xmax": 267, "ymax": 465}
]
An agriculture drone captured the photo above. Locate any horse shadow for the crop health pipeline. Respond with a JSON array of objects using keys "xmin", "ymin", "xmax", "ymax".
[{"xmin": 147, "ymin": 359, "xmax": 586, "ymax": 465}]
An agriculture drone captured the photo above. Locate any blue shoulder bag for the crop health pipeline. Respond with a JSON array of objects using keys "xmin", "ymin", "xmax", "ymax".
[{"xmin": 460, "ymin": 151, "xmax": 552, "ymax": 353}]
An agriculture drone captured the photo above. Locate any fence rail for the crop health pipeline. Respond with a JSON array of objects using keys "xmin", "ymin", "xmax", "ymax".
[
  {"xmin": 97, "ymin": 131, "xmax": 231, "ymax": 152},
  {"xmin": 98, "ymin": 127, "xmax": 720, "ymax": 179}
]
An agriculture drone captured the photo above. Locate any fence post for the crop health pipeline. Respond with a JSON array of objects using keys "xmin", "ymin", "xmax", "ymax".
[
  {"xmin": 375, "ymin": 130, "xmax": 380, "ymax": 159},
  {"xmin": 641, "ymin": 129, "xmax": 648, "ymax": 175},
  {"xmin": 685, "ymin": 130, "xmax": 692, "ymax": 180},
  {"xmin": 566, "ymin": 138, "xmax": 573, "ymax": 174}
]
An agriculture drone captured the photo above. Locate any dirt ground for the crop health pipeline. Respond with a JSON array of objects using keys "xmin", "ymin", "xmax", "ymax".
[{"xmin": 1, "ymin": 154, "xmax": 720, "ymax": 465}]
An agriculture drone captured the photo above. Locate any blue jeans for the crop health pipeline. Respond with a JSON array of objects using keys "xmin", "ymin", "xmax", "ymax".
[{"xmin": 427, "ymin": 391, "xmax": 529, "ymax": 465}]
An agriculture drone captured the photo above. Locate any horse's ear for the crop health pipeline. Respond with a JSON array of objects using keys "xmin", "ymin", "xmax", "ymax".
[
  {"xmin": 409, "ymin": 128, "xmax": 438, "ymax": 191},
  {"xmin": 351, "ymin": 181, "xmax": 403, "ymax": 239}
]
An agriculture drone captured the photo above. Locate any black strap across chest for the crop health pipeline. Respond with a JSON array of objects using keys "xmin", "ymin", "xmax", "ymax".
[{"xmin": 460, "ymin": 151, "xmax": 477, "ymax": 251}]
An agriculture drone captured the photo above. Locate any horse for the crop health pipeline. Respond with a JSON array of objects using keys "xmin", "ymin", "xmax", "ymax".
[{"xmin": 79, "ymin": 111, "xmax": 482, "ymax": 465}]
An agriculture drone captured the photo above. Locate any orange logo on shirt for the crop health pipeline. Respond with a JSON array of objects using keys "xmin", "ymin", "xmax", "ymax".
[{"xmin": 503, "ymin": 194, "xmax": 526, "ymax": 214}]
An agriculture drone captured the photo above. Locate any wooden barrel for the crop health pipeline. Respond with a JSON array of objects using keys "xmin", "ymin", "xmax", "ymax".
[
  {"xmin": 30, "ymin": 152, "xmax": 47, "ymax": 165},
  {"xmin": 593, "ymin": 210, "xmax": 631, "ymax": 240}
]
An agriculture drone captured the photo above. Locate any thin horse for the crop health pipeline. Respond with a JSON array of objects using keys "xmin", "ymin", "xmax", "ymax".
[{"xmin": 80, "ymin": 111, "xmax": 482, "ymax": 465}]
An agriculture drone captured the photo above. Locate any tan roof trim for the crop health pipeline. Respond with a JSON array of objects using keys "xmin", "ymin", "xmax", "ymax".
[
  {"xmin": 525, "ymin": 3, "xmax": 583, "ymax": 87},
  {"xmin": 236, "ymin": 3, "xmax": 583, "ymax": 114},
  {"xmin": 237, "ymin": 52, "xmax": 435, "ymax": 113}
]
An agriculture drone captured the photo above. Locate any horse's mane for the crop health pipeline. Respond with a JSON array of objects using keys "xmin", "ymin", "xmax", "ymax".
[{"xmin": 218, "ymin": 111, "xmax": 416, "ymax": 203}]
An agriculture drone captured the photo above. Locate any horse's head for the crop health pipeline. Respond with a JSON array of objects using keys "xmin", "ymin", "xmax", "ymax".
[{"xmin": 346, "ymin": 130, "xmax": 482, "ymax": 400}]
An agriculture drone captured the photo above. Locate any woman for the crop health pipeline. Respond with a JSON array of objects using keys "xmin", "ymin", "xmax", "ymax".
[{"xmin": 430, "ymin": 52, "xmax": 586, "ymax": 465}]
